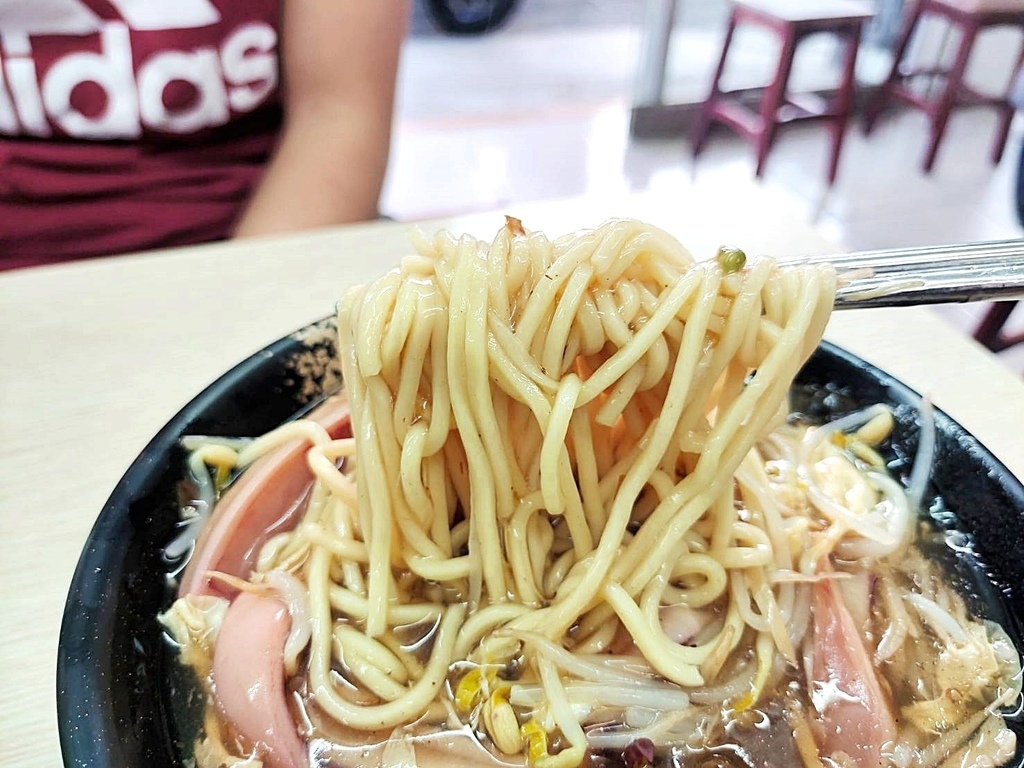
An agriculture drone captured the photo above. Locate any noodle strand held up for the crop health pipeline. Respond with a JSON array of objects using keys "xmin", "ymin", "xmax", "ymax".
[{"xmin": 330, "ymin": 217, "xmax": 834, "ymax": 730}]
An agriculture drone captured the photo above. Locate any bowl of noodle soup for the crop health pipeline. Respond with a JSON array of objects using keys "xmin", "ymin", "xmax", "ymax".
[{"xmin": 58, "ymin": 220, "xmax": 1024, "ymax": 768}]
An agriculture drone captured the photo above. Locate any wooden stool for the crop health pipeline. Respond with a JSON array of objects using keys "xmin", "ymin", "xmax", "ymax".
[
  {"xmin": 863, "ymin": 0, "xmax": 1024, "ymax": 173},
  {"xmin": 692, "ymin": 0, "xmax": 875, "ymax": 185}
]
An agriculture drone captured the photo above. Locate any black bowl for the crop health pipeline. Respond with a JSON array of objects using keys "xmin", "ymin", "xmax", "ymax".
[{"xmin": 57, "ymin": 321, "xmax": 1024, "ymax": 768}]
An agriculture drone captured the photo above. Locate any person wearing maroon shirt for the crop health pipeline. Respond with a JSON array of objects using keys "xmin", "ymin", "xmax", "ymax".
[{"xmin": 0, "ymin": 0, "xmax": 409, "ymax": 269}]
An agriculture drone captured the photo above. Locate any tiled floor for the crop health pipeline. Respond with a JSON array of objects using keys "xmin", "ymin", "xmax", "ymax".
[{"xmin": 384, "ymin": 11, "xmax": 1024, "ymax": 371}]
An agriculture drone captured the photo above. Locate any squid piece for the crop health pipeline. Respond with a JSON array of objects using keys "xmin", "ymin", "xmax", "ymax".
[
  {"xmin": 609, "ymin": 604, "xmax": 710, "ymax": 655},
  {"xmin": 179, "ymin": 395, "xmax": 351, "ymax": 597},
  {"xmin": 211, "ymin": 591, "xmax": 307, "ymax": 768},
  {"xmin": 659, "ymin": 604, "xmax": 712, "ymax": 645},
  {"xmin": 809, "ymin": 577, "xmax": 897, "ymax": 766}
]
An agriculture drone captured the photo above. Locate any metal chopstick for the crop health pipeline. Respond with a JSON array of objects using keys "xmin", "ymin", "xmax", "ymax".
[{"xmin": 773, "ymin": 239, "xmax": 1024, "ymax": 309}]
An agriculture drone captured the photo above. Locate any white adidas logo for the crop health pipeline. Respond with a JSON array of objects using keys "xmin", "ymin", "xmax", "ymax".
[{"xmin": 0, "ymin": 0, "xmax": 278, "ymax": 138}]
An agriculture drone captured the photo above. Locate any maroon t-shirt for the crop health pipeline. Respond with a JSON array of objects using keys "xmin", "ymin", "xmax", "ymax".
[{"xmin": 0, "ymin": 0, "xmax": 282, "ymax": 269}]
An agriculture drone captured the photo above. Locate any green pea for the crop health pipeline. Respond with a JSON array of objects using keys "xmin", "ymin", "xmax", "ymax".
[{"xmin": 716, "ymin": 246, "xmax": 747, "ymax": 274}]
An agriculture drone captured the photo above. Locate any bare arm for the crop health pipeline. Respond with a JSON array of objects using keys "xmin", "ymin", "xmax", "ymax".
[{"xmin": 233, "ymin": 0, "xmax": 409, "ymax": 237}]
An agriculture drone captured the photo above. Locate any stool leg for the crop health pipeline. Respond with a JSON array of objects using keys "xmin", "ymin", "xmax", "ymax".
[
  {"xmin": 973, "ymin": 301, "xmax": 1019, "ymax": 352},
  {"xmin": 755, "ymin": 27, "xmax": 798, "ymax": 178},
  {"xmin": 991, "ymin": 39, "xmax": 1024, "ymax": 166},
  {"xmin": 693, "ymin": 12, "xmax": 738, "ymax": 157},
  {"xmin": 993, "ymin": 103, "xmax": 1016, "ymax": 166},
  {"xmin": 864, "ymin": 2, "xmax": 921, "ymax": 134},
  {"xmin": 923, "ymin": 20, "xmax": 978, "ymax": 173},
  {"xmin": 827, "ymin": 25, "xmax": 864, "ymax": 185}
]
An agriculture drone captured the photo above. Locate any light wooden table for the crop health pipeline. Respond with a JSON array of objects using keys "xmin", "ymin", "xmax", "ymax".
[{"xmin": 2, "ymin": 190, "xmax": 1022, "ymax": 768}]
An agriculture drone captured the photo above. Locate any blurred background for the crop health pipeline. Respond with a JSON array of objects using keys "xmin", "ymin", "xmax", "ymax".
[{"xmin": 382, "ymin": 0, "xmax": 1024, "ymax": 370}]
